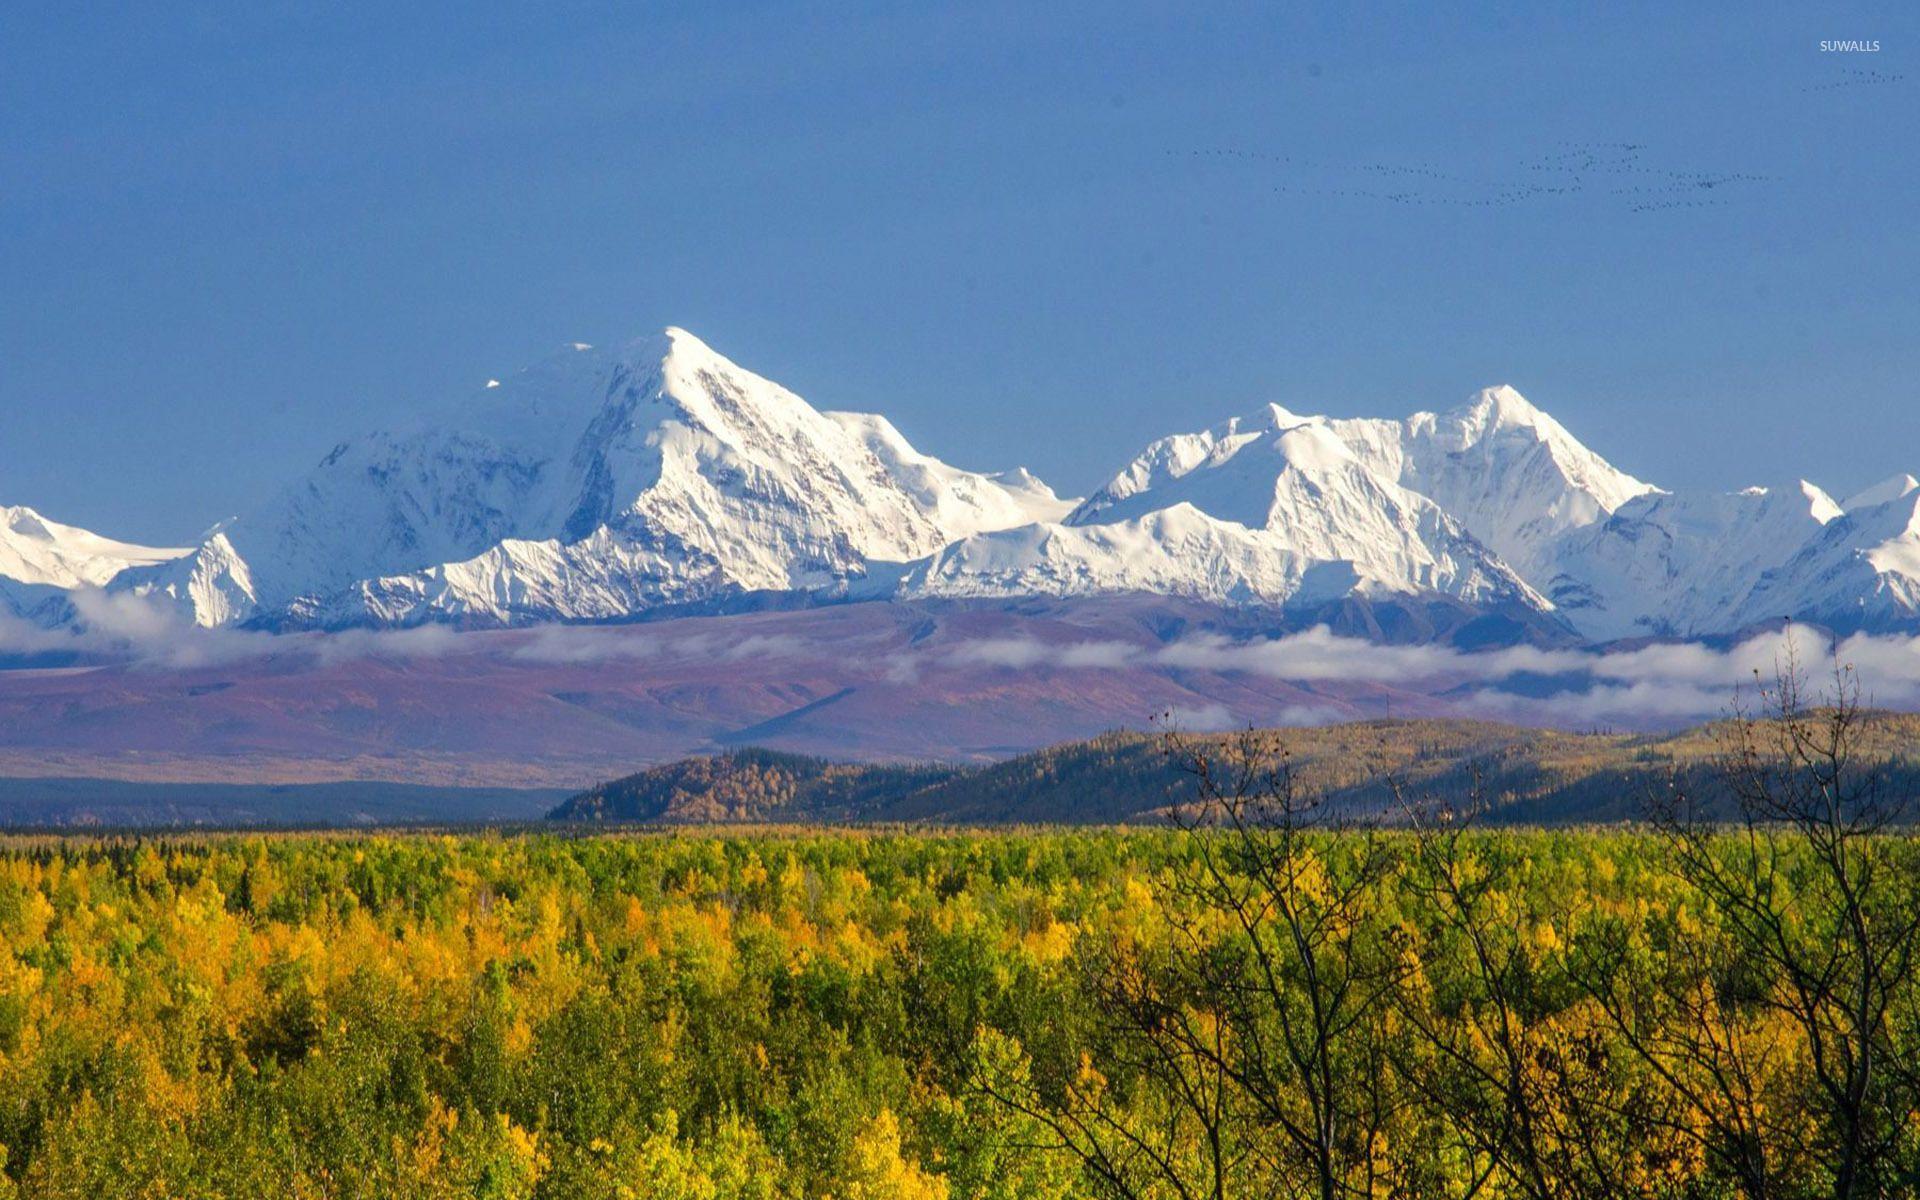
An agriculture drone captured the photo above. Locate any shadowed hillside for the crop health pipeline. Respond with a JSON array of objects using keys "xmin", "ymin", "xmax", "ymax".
[
  {"xmin": 551, "ymin": 748, "xmax": 962, "ymax": 823},
  {"xmin": 549, "ymin": 713, "xmax": 1920, "ymax": 825}
]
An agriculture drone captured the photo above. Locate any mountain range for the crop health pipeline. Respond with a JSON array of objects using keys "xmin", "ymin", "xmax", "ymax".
[{"xmin": 8, "ymin": 327, "xmax": 1920, "ymax": 645}]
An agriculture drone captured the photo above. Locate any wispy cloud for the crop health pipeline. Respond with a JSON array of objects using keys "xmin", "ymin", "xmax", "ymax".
[
  {"xmin": 3, "ymin": 591, "xmax": 495, "ymax": 670},
  {"xmin": 1159, "ymin": 702, "xmax": 1242, "ymax": 733},
  {"xmin": 507, "ymin": 624, "xmax": 664, "ymax": 664},
  {"xmin": 7, "ymin": 593, "xmax": 1920, "ymax": 732},
  {"xmin": 58, "ymin": 590, "xmax": 281, "ymax": 669},
  {"xmin": 0, "ymin": 592, "xmax": 844, "ymax": 673},
  {"xmin": 305, "ymin": 622, "xmax": 469, "ymax": 666},
  {"xmin": 0, "ymin": 611, "xmax": 75, "ymax": 658},
  {"xmin": 939, "ymin": 623, "xmax": 1920, "ymax": 727},
  {"xmin": 1153, "ymin": 628, "xmax": 1568, "ymax": 683},
  {"xmin": 506, "ymin": 624, "xmax": 813, "ymax": 666}
]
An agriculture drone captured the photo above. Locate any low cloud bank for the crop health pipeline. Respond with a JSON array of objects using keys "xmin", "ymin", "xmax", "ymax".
[
  {"xmin": 5, "ymin": 591, "xmax": 1920, "ymax": 730},
  {"xmin": 944, "ymin": 623, "xmax": 1920, "ymax": 727},
  {"xmin": 0, "ymin": 591, "xmax": 485, "ymax": 670},
  {"xmin": 0, "ymin": 591, "xmax": 831, "ymax": 672}
]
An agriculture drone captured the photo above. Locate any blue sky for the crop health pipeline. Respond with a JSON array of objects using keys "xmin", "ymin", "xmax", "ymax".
[{"xmin": 3, "ymin": 2, "xmax": 1915, "ymax": 543}]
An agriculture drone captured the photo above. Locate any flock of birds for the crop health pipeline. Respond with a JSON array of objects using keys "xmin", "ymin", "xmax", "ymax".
[
  {"xmin": 1174, "ymin": 141, "xmax": 1772, "ymax": 214},
  {"xmin": 1802, "ymin": 67, "xmax": 1906, "ymax": 94},
  {"xmin": 1178, "ymin": 65, "xmax": 1905, "ymax": 216}
]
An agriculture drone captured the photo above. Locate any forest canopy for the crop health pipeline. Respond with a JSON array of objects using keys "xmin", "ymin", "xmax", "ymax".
[
  {"xmin": 5, "ymin": 676, "xmax": 1919, "ymax": 1197},
  {"xmin": 1, "ymin": 817, "xmax": 1916, "ymax": 1197}
]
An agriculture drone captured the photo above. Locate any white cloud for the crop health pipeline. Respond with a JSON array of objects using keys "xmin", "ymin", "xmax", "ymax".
[
  {"xmin": 917, "ymin": 622, "xmax": 1920, "ymax": 727},
  {"xmin": 507, "ymin": 624, "xmax": 664, "ymax": 664},
  {"xmin": 304, "ymin": 622, "xmax": 469, "ymax": 665},
  {"xmin": 943, "ymin": 637, "xmax": 1057, "ymax": 669},
  {"xmin": 63, "ymin": 589, "xmax": 281, "ymax": 669},
  {"xmin": 1055, "ymin": 640, "xmax": 1139, "ymax": 669},
  {"xmin": 0, "ymin": 610, "xmax": 74, "ymax": 658},
  {"xmin": 7, "ymin": 594, "xmax": 1920, "ymax": 732},
  {"xmin": 718, "ymin": 633, "xmax": 811, "ymax": 662}
]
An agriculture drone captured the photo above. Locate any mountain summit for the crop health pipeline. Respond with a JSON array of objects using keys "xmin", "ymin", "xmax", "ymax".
[
  {"xmin": 116, "ymin": 329, "xmax": 1071, "ymax": 628},
  {"xmin": 0, "ymin": 329, "xmax": 1913, "ymax": 643},
  {"xmin": 0, "ymin": 506, "xmax": 186, "ymax": 621},
  {"xmin": 895, "ymin": 404, "xmax": 1553, "ymax": 621}
]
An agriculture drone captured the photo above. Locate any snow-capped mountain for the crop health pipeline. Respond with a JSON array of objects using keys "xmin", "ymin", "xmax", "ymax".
[
  {"xmin": 894, "ymin": 407, "xmax": 1548, "ymax": 614},
  {"xmin": 1065, "ymin": 386, "xmax": 1651, "ymax": 579},
  {"xmin": 0, "ymin": 506, "xmax": 186, "ymax": 618},
  {"xmin": 1843, "ymin": 474, "xmax": 1920, "ymax": 512},
  {"xmin": 1329, "ymin": 387, "xmax": 1655, "ymax": 579},
  {"xmin": 883, "ymin": 382, "xmax": 1920, "ymax": 639},
  {"xmin": 116, "ymin": 328, "xmax": 1070, "ymax": 628},
  {"xmin": 1538, "ymin": 481, "xmax": 1844, "ymax": 640},
  {"xmin": 8, "ymin": 329, "xmax": 1915, "ymax": 645},
  {"xmin": 1731, "ymin": 481, "xmax": 1920, "ymax": 634}
]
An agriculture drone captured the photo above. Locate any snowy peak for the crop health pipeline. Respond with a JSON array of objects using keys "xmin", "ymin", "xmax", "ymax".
[
  {"xmin": 0, "ymin": 505, "xmax": 186, "ymax": 592},
  {"xmin": 1391, "ymin": 386, "xmax": 1654, "ymax": 576},
  {"xmin": 27, "ymin": 332, "xmax": 1918, "ymax": 643},
  {"xmin": 1541, "ymin": 480, "xmax": 1844, "ymax": 640},
  {"xmin": 112, "ymin": 530, "xmax": 257, "ymax": 628},
  {"xmin": 905, "ymin": 401, "xmax": 1550, "ymax": 615},
  {"xmin": 1431, "ymin": 384, "xmax": 1554, "ymax": 443},
  {"xmin": 0, "ymin": 505, "xmax": 189, "ymax": 623},
  {"xmin": 824, "ymin": 411, "xmax": 1075, "ymax": 535},
  {"xmin": 1436, "ymin": 384, "xmax": 1551, "ymax": 439},
  {"xmin": 1791, "ymin": 480, "xmax": 1847, "ymax": 525},
  {"xmin": 1844, "ymin": 473, "xmax": 1920, "ymax": 512},
  {"xmin": 139, "ymin": 327, "xmax": 1073, "ymax": 628},
  {"xmin": 648, "ymin": 326, "xmax": 832, "ymax": 447},
  {"xmin": 1730, "ymin": 487, "xmax": 1920, "ymax": 633},
  {"xmin": 1067, "ymin": 403, "xmax": 1309, "ymax": 527},
  {"xmin": 1068, "ymin": 383, "xmax": 1648, "ymax": 587}
]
